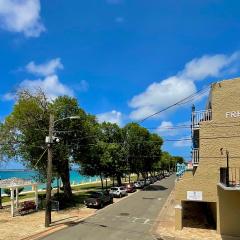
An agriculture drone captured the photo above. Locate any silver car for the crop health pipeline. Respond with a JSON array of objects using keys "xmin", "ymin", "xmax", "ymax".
[{"xmin": 110, "ymin": 186, "xmax": 128, "ymax": 198}]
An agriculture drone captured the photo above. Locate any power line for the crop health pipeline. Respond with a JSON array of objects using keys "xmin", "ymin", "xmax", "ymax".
[{"xmin": 137, "ymin": 85, "xmax": 210, "ymax": 123}]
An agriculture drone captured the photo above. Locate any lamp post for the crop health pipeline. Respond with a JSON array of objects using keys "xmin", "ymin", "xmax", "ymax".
[{"xmin": 45, "ymin": 114, "xmax": 80, "ymax": 227}]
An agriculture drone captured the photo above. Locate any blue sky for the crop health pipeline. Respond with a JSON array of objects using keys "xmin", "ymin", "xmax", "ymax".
[{"xmin": 1, "ymin": 0, "xmax": 240, "ymax": 168}]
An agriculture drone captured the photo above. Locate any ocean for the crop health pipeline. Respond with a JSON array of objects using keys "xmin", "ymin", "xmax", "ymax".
[{"xmin": 0, "ymin": 170, "xmax": 99, "ymax": 191}]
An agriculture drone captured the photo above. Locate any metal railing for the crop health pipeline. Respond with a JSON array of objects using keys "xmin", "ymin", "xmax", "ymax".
[
  {"xmin": 192, "ymin": 109, "xmax": 212, "ymax": 129},
  {"xmin": 220, "ymin": 167, "xmax": 240, "ymax": 188},
  {"xmin": 192, "ymin": 148, "xmax": 199, "ymax": 166}
]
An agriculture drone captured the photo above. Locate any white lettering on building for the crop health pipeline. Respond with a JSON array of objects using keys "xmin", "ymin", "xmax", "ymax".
[{"xmin": 226, "ymin": 111, "xmax": 240, "ymax": 118}]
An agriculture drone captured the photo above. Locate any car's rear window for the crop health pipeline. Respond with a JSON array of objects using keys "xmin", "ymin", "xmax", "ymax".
[{"xmin": 111, "ymin": 187, "xmax": 118, "ymax": 190}]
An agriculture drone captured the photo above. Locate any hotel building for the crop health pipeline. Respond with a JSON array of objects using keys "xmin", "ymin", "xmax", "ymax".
[{"xmin": 175, "ymin": 78, "xmax": 240, "ymax": 237}]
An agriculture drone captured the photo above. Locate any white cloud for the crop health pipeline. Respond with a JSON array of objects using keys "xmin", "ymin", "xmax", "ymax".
[
  {"xmin": 2, "ymin": 92, "xmax": 15, "ymax": 101},
  {"xmin": 3, "ymin": 58, "xmax": 73, "ymax": 101},
  {"xmin": 18, "ymin": 75, "xmax": 73, "ymax": 100},
  {"xmin": 182, "ymin": 53, "xmax": 240, "ymax": 80},
  {"xmin": 173, "ymin": 136, "xmax": 192, "ymax": 148},
  {"xmin": 129, "ymin": 52, "xmax": 240, "ymax": 120},
  {"xmin": 156, "ymin": 121, "xmax": 190, "ymax": 137},
  {"xmin": 76, "ymin": 80, "xmax": 89, "ymax": 92},
  {"xmin": 26, "ymin": 58, "xmax": 63, "ymax": 77},
  {"xmin": 157, "ymin": 121, "xmax": 175, "ymax": 136},
  {"xmin": 97, "ymin": 110, "xmax": 122, "ymax": 126},
  {"xmin": 0, "ymin": 0, "xmax": 45, "ymax": 37},
  {"xmin": 129, "ymin": 77, "xmax": 196, "ymax": 120}
]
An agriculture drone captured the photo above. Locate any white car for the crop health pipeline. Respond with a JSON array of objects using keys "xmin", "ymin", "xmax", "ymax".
[
  {"xmin": 109, "ymin": 186, "xmax": 128, "ymax": 198},
  {"xmin": 134, "ymin": 181, "xmax": 144, "ymax": 188}
]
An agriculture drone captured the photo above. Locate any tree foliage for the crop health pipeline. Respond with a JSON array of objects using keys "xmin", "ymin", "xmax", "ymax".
[{"xmin": 0, "ymin": 89, "xmax": 185, "ymax": 198}]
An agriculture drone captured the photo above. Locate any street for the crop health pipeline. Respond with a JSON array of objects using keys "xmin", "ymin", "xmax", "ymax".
[{"xmin": 41, "ymin": 175, "xmax": 175, "ymax": 240}]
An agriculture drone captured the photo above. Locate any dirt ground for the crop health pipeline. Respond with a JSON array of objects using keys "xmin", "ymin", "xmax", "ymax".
[
  {"xmin": 0, "ymin": 206, "xmax": 96, "ymax": 240},
  {"xmin": 152, "ymin": 190, "xmax": 222, "ymax": 240}
]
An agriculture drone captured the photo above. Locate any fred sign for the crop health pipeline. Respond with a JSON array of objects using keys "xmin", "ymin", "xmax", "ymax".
[{"xmin": 226, "ymin": 111, "xmax": 240, "ymax": 118}]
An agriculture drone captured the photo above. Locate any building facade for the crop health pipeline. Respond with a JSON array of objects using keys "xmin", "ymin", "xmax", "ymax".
[{"xmin": 175, "ymin": 78, "xmax": 240, "ymax": 237}]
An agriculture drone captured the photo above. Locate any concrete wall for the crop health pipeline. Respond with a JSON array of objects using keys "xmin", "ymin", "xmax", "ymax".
[
  {"xmin": 218, "ymin": 186, "xmax": 240, "ymax": 237},
  {"xmin": 175, "ymin": 78, "xmax": 240, "ymax": 235}
]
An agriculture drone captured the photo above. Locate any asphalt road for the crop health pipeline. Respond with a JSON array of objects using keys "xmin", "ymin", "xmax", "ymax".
[{"xmin": 41, "ymin": 175, "xmax": 175, "ymax": 240}]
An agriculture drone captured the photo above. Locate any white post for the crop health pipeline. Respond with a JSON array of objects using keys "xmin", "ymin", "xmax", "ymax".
[
  {"xmin": 10, "ymin": 188, "xmax": 14, "ymax": 217},
  {"xmin": 15, "ymin": 188, "xmax": 19, "ymax": 209},
  {"xmin": 34, "ymin": 185, "xmax": 38, "ymax": 211}
]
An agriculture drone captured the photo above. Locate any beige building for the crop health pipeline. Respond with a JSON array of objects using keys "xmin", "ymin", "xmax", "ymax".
[{"xmin": 175, "ymin": 78, "xmax": 240, "ymax": 237}]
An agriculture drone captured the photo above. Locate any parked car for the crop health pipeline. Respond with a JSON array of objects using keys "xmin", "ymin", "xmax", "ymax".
[
  {"xmin": 139, "ymin": 179, "xmax": 146, "ymax": 187},
  {"xmin": 145, "ymin": 179, "xmax": 151, "ymax": 185},
  {"xmin": 124, "ymin": 183, "xmax": 136, "ymax": 193},
  {"xmin": 84, "ymin": 191, "xmax": 113, "ymax": 208},
  {"xmin": 148, "ymin": 177, "xmax": 154, "ymax": 184},
  {"xmin": 110, "ymin": 186, "xmax": 128, "ymax": 197},
  {"xmin": 164, "ymin": 171, "xmax": 170, "ymax": 177},
  {"xmin": 134, "ymin": 181, "xmax": 143, "ymax": 189}
]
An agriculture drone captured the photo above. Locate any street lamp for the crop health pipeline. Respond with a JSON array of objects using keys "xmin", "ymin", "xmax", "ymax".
[{"xmin": 45, "ymin": 114, "xmax": 80, "ymax": 227}]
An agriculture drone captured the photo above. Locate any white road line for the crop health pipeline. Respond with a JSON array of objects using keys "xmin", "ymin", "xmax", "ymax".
[{"xmin": 144, "ymin": 219, "xmax": 150, "ymax": 224}]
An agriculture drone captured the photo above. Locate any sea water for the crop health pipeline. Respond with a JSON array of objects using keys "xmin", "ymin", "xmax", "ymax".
[{"xmin": 0, "ymin": 170, "xmax": 99, "ymax": 191}]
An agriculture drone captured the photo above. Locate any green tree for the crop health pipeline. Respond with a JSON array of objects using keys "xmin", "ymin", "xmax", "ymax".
[
  {"xmin": 1, "ymin": 90, "xmax": 98, "ymax": 201},
  {"xmin": 78, "ymin": 122, "xmax": 127, "ymax": 187},
  {"xmin": 123, "ymin": 123, "xmax": 153, "ymax": 179}
]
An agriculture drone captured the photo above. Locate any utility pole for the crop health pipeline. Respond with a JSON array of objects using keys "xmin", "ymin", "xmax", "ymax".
[{"xmin": 45, "ymin": 113, "xmax": 54, "ymax": 227}]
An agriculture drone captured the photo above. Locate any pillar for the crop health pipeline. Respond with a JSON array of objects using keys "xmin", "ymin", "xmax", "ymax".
[
  {"xmin": 34, "ymin": 185, "xmax": 38, "ymax": 210},
  {"xmin": 15, "ymin": 188, "xmax": 19, "ymax": 209},
  {"xmin": 175, "ymin": 202, "xmax": 183, "ymax": 230},
  {"xmin": 10, "ymin": 188, "xmax": 14, "ymax": 217}
]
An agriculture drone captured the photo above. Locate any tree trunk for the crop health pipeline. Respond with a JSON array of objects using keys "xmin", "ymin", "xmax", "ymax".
[
  {"xmin": 59, "ymin": 160, "xmax": 72, "ymax": 200},
  {"xmin": 0, "ymin": 188, "xmax": 2, "ymax": 209},
  {"xmin": 100, "ymin": 174, "xmax": 104, "ymax": 190},
  {"xmin": 105, "ymin": 178, "xmax": 107, "ymax": 190},
  {"xmin": 116, "ymin": 174, "xmax": 122, "ymax": 186},
  {"xmin": 137, "ymin": 173, "xmax": 139, "ymax": 181},
  {"xmin": 113, "ymin": 177, "xmax": 115, "ymax": 187},
  {"xmin": 128, "ymin": 175, "xmax": 131, "ymax": 183}
]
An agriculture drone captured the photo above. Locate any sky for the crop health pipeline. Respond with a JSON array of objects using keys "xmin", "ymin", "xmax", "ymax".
[{"xmin": 1, "ymin": 0, "xmax": 240, "ymax": 168}]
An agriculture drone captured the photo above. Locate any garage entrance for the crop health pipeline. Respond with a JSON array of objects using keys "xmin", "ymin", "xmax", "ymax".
[{"xmin": 182, "ymin": 201, "xmax": 216, "ymax": 230}]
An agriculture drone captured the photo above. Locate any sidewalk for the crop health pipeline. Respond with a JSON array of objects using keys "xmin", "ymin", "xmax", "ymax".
[{"xmin": 152, "ymin": 189, "xmax": 222, "ymax": 240}]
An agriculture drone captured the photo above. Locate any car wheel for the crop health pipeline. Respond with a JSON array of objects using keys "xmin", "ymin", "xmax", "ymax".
[
  {"xmin": 110, "ymin": 198, "xmax": 113, "ymax": 204},
  {"xmin": 100, "ymin": 202, "xmax": 104, "ymax": 209},
  {"xmin": 119, "ymin": 193, "xmax": 122, "ymax": 198}
]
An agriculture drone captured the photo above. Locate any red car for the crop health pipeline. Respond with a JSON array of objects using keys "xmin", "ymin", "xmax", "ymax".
[{"xmin": 124, "ymin": 183, "xmax": 136, "ymax": 193}]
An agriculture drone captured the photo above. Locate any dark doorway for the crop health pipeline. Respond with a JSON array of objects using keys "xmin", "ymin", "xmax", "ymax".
[{"xmin": 182, "ymin": 201, "xmax": 216, "ymax": 230}]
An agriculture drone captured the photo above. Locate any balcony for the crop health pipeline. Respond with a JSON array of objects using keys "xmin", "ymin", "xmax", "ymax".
[
  {"xmin": 191, "ymin": 109, "xmax": 212, "ymax": 129},
  {"xmin": 219, "ymin": 167, "xmax": 240, "ymax": 190},
  {"xmin": 192, "ymin": 148, "xmax": 199, "ymax": 166}
]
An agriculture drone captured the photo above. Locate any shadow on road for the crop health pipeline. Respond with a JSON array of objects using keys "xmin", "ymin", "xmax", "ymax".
[{"xmin": 142, "ymin": 185, "xmax": 168, "ymax": 191}]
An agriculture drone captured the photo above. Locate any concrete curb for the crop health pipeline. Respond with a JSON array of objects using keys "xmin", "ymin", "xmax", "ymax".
[{"xmin": 150, "ymin": 187, "xmax": 175, "ymax": 239}]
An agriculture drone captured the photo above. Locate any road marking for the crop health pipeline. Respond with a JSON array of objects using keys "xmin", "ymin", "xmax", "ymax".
[
  {"xmin": 144, "ymin": 219, "xmax": 150, "ymax": 224},
  {"xmin": 158, "ymin": 198, "xmax": 162, "ymax": 201}
]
